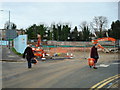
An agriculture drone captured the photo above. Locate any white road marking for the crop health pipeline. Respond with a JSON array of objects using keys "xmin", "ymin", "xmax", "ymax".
[
  {"xmin": 99, "ymin": 64, "xmax": 110, "ymax": 67},
  {"xmin": 97, "ymin": 62, "xmax": 120, "ymax": 68},
  {"xmin": 97, "ymin": 64, "xmax": 110, "ymax": 67},
  {"xmin": 111, "ymin": 63, "xmax": 120, "ymax": 65}
]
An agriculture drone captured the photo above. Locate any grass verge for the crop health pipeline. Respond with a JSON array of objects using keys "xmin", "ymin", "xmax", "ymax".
[{"xmin": 11, "ymin": 47, "xmax": 23, "ymax": 56}]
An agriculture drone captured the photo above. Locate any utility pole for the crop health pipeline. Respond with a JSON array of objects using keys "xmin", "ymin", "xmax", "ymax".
[
  {"xmin": 0, "ymin": 10, "xmax": 11, "ymax": 49},
  {"xmin": 8, "ymin": 10, "xmax": 11, "ymax": 49}
]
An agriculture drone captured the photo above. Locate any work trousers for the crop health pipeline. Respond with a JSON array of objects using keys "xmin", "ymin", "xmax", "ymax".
[{"xmin": 27, "ymin": 59, "xmax": 32, "ymax": 68}]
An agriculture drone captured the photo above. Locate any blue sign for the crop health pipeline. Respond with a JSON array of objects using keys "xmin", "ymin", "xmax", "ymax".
[{"xmin": 6, "ymin": 29, "xmax": 17, "ymax": 40}]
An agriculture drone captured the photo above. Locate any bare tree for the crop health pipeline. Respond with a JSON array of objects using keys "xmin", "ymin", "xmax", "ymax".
[
  {"xmin": 4, "ymin": 21, "xmax": 17, "ymax": 29},
  {"xmin": 91, "ymin": 16, "xmax": 108, "ymax": 37},
  {"xmin": 80, "ymin": 21, "xmax": 91, "ymax": 41},
  {"xmin": 80, "ymin": 21, "xmax": 88, "ymax": 30}
]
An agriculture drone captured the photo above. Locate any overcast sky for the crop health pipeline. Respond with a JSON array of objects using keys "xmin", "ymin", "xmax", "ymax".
[{"xmin": 0, "ymin": 1, "xmax": 118, "ymax": 30}]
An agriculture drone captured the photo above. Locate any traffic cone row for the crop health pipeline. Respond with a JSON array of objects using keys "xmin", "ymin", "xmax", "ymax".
[
  {"xmin": 41, "ymin": 53, "xmax": 46, "ymax": 60},
  {"xmin": 66, "ymin": 53, "xmax": 74, "ymax": 59}
]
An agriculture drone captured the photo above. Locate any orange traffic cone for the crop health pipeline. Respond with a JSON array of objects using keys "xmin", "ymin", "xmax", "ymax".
[
  {"xmin": 66, "ymin": 53, "xmax": 73, "ymax": 59},
  {"xmin": 70, "ymin": 53, "xmax": 73, "ymax": 59},
  {"xmin": 41, "ymin": 53, "xmax": 46, "ymax": 60}
]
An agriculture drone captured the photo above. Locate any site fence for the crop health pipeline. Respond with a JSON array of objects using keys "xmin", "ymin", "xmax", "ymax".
[{"xmin": 41, "ymin": 41, "xmax": 117, "ymax": 56}]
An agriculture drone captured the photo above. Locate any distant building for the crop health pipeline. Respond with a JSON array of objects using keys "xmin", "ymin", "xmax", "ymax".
[
  {"xmin": 0, "ymin": 29, "xmax": 6, "ymax": 40},
  {"xmin": 0, "ymin": 29, "xmax": 25, "ymax": 40},
  {"xmin": 16, "ymin": 29, "xmax": 25, "ymax": 35}
]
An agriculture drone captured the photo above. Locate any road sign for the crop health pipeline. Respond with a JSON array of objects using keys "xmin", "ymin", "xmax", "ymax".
[{"xmin": 6, "ymin": 29, "xmax": 17, "ymax": 40}]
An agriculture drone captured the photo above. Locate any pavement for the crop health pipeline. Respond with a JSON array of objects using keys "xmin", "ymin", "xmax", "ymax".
[
  {"xmin": 1, "ymin": 46, "xmax": 66, "ymax": 62},
  {"xmin": 1, "ymin": 46, "xmax": 26, "ymax": 62}
]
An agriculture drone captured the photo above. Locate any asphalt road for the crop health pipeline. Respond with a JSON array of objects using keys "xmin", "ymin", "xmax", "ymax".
[
  {"xmin": 2, "ymin": 58, "xmax": 119, "ymax": 88},
  {"xmin": 1, "ymin": 46, "xmax": 120, "ymax": 89}
]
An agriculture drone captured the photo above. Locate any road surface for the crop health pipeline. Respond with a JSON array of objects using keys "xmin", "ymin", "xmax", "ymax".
[
  {"xmin": 2, "ymin": 59, "xmax": 119, "ymax": 88},
  {"xmin": 1, "ymin": 46, "xmax": 120, "ymax": 89}
]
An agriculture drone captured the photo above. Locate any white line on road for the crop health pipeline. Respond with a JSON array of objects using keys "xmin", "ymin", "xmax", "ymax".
[
  {"xmin": 96, "ymin": 64, "xmax": 110, "ymax": 68},
  {"xmin": 99, "ymin": 64, "xmax": 110, "ymax": 67},
  {"xmin": 111, "ymin": 63, "xmax": 120, "ymax": 65},
  {"xmin": 97, "ymin": 62, "xmax": 120, "ymax": 68}
]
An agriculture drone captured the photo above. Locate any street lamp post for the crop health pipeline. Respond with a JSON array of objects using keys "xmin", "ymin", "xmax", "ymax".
[
  {"xmin": 8, "ymin": 10, "xmax": 10, "ymax": 29},
  {"xmin": 8, "ymin": 10, "xmax": 11, "ymax": 49},
  {"xmin": 0, "ymin": 10, "xmax": 11, "ymax": 49},
  {"xmin": 0, "ymin": 10, "xmax": 11, "ymax": 29}
]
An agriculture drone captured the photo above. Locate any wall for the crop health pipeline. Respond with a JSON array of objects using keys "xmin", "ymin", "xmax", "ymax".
[
  {"xmin": 14, "ymin": 35, "xmax": 27, "ymax": 54},
  {"xmin": 47, "ymin": 41, "xmax": 115, "ymax": 46}
]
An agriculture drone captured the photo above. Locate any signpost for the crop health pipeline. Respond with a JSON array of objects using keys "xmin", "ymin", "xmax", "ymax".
[{"xmin": 6, "ymin": 29, "xmax": 17, "ymax": 49}]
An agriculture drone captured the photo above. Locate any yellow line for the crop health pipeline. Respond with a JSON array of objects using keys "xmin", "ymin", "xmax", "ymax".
[
  {"xmin": 91, "ymin": 74, "xmax": 119, "ymax": 88},
  {"xmin": 97, "ymin": 75, "xmax": 120, "ymax": 88},
  {"xmin": 90, "ymin": 74, "xmax": 120, "ymax": 89}
]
